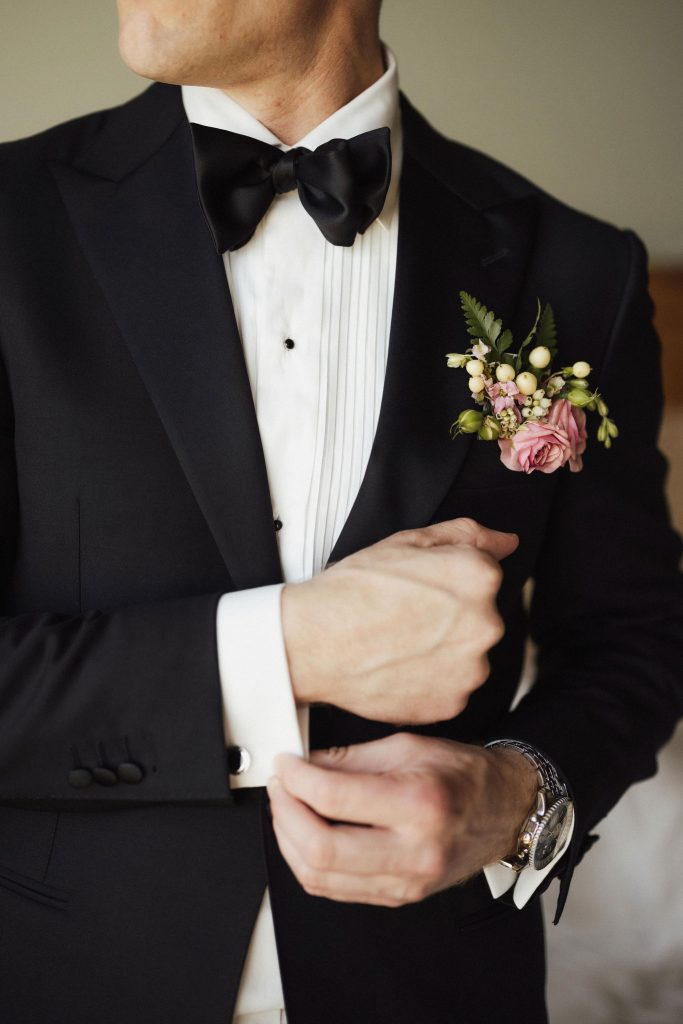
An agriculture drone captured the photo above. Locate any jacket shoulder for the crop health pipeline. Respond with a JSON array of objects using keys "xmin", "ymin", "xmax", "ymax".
[
  {"xmin": 400, "ymin": 93, "xmax": 638, "ymax": 267},
  {"xmin": 0, "ymin": 82, "xmax": 181, "ymax": 181}
]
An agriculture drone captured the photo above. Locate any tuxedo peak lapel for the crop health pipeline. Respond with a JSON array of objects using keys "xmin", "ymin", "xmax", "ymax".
[
  {"xmin": 51, "ymin": 85, "xmax": 283, "ymax": 591},
  {"xmin": 326, "ymin": 96, "xmax": 539, "ymax": 566}
]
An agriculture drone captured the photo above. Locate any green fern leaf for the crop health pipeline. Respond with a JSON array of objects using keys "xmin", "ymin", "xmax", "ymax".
[
  {"xmin": 497, "ymin": 329, "xmax": 514, "ymax": 354},
  {"xmin": 535, "ymin": 303, "xmax": 557, "ymax": 349},
  {"xmin": 459, "ymin": 291, "xmax": 502, "ymax": 346}
]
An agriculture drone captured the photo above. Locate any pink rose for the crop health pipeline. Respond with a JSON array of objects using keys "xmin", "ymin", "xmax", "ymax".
[
  {"xmin": 547, "ymin": 398, "xmax": 587, "ymax": 472},
  {"xmin": 497, "ymin": 398, "xmax": 587, "ymax": 475}
]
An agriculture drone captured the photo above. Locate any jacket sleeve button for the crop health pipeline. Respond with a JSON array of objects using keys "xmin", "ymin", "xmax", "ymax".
[
  {"xmin": 68, "ymin": 767, "xmax": 93, "ymax": 789},
  {"xmin": 92, "ymin": 766, "xmax": 119, "ymax": 786},
  {"xmin": 117, "ymin": 761, "xmax": 145, "ymax": 784}
]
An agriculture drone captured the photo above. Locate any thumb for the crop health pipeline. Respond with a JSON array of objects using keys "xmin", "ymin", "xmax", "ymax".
[{"xmin": 445, "ymin": 517, "xmax": 518, "ymax": 562}]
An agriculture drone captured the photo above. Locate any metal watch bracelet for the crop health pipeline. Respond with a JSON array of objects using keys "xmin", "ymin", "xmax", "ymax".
[{"xmin": 485, "ymin": 738, "xmax": 572, "ymax": 872}]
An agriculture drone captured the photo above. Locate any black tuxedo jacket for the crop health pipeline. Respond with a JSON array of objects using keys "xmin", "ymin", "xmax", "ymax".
[{"xmin": 0, "ymin": 83, "xmax": 681, "ymax": 1024}]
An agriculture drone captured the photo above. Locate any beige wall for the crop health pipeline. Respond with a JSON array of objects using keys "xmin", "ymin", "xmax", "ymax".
[{"xmin": 2, "ymin": 0, "xmax": 681, "ymax": 262}]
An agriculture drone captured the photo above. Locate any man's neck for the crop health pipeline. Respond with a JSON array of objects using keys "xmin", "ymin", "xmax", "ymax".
[{"xmin": 219, "ymin": 29, "xmax": 385, "ymax": 146}]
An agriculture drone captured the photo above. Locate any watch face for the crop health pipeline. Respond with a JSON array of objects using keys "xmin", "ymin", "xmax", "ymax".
[{"xmin": 530, "ymin": 799, "xmax": 573, "ymax": 870}]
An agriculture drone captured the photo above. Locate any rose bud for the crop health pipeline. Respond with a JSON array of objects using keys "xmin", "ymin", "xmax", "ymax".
[
  {"xmin": 457, "ymin": 409, "xmax": 484, "ymax": 433},
  {"xmin": 478, "ymin": 416, "xmax": 501, "ymax": 441},
  {"xmin": 468, "ymin": 376, "xmax": 486, "ymax": 394},
  {"xmin": 572, "ymin": 361, "xmax": 592, "ymax": 379},
  {"xmin": 495, "ymin": 363, "xmax": 516, "ymax": 382},
  {"xmin": 515, "ymin": 371, "xmax": 538, "ymax": 395},
  {"xmin": 529, "ymin": 345, "xmax": 552, "ymax": 369},
  {"xmin": 465, "ymin": 358, "xmax": 485, "ymax": 376},
  {"xmin": 566, "ymin": 387, "xmax": 594, "ymax": 408}
]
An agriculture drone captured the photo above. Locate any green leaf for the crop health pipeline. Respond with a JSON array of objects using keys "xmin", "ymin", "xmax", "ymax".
[
  {"xmin": 497, "ymin": 329, "xmax": 514, "ymax": 354},
  {"xmin": 535, "ymin": 303, "xmax": 557, "ymax": 350},
  {"xmin": 459, "ymin": 291, "xmax": 502, "ymax": 347}
]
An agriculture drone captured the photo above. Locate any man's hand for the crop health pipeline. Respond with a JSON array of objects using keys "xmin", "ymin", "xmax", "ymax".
[
  {"xmin": 281, "ymin": 518, "xmax": 518, "ymax": 724},
  {"xmin": 268, "ymin": 733, "xmax": 538, "ymax": 908}
]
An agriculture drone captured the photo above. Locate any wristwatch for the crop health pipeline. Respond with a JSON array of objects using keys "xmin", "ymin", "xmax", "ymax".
[{"xmin": 485, "ymin": 738, "xmax": 574, "ymax": 872}]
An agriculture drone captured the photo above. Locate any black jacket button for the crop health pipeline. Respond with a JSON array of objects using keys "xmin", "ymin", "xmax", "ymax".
[
  {"xmin": 117, "ymin": 761, "xmax": 145, "ymax": 784},
  {"xmin": 68, "ymin": 767, "xmax": 93, "ymax": 789},
  {"xmin": 93, "ymin": 766, "xmax": 119, "ymax": 786}
]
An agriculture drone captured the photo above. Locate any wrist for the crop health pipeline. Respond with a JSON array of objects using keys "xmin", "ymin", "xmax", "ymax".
[
  {"xmin": 485, "ymin": 739, "xmax": 574, "ymax": 872},
  {"xmin": 281, "ymin": 582, "xmax": 321, "ymax": 705},
  {"xmin": 485, "ymin": 747, "xmax": 539, "ymax": 862}
]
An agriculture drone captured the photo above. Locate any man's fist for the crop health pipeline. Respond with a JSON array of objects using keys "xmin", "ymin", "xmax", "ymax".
[
  {"xmin": 268, "ymin": 734, "xmax": 538, "ymax": 908},
  {"xmin": 281, "ymin": 517, "xmax": 518, "ymax": 724}
]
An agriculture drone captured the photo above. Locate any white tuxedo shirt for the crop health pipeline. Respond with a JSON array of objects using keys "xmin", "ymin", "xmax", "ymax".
[{"xmin": 182, "ymin": 44, "xmax": 569, "ymax": 1023}]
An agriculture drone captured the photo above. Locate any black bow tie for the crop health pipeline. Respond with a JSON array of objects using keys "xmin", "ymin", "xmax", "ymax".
[{"xmin": 189, "ymin": 122, "xmax": 392, "ymax": 252}]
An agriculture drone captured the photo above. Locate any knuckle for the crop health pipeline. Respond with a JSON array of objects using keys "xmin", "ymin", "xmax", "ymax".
[
  {"xmin": 298, "ymin": 865, "xmax": 322, "ymax": 893},
  {"xmin": 395, "ymin": 880, "xmax": 430, "ymax": 906},
  {"xmin": 478, "ymin": 557, "xmax": 503, "ymax": 591},
  {"xmin": 394, "ymin": 526, "xmax": 424, "ymax": 546},
  {"xmin": 378, "ymin": 895, "xmax": 404, "ymax": 909},
  {"xmin": 488, "ymin": 614, "xmax": 505, "ymax": 646},
  {"xmin": 449, "ymin": 700, "xmax": 467, "ymax": 719},
  {"xmin": 306, "ymin": 832, "xmax": 333, "ymax": 871},
  {"xmin": 322, "ymin": 745, "xmax": 349, "ymax": 765},
  {"xmin": 411, "ymin": 778, "xmax": 450, "ymax": 824},
  {"xmin": 311, "ymin": 775, "xmax": 336, "ymax": 814},
  {"xmin": 463, "ymin": 655, "xmax": 490, "ymax": 692},
  {"xmin": 409, "ymin": 880, "xmax": 432, "ymax": 903},
  {"xmin": 392, "ymin": 732, "xmax": 423, "ymax": 756},
  {"xmin": 417, "ymin": 842, "xmax": 448, "ymax": 880}
]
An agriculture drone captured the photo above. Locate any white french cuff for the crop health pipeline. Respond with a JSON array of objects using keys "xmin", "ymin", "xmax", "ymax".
[
  {"xmin": 482, "ymin": 810, "xmax": 575, "ymax": 908},
  {"xmin": 216, "ymin": 583, "xmax": 307, "ymax": 789}
]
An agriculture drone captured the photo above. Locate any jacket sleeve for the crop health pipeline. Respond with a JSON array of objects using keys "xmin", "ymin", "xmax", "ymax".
[
  {"xmin": 0, "ymin": 355, "xmax": 233, "ymax": 808},
  {"xmin": 488, "ymin": 230, "xmax": 683, "ymax": 923}
]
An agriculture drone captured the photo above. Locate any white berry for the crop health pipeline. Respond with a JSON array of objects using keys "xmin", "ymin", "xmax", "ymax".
[
  {"xmin": 466, "ymin": 359, "xmax": 485, "ymax": 376},
  {"xmin": 515, "ymin": 371, "xmax": 538, "ymax": 396},
  {"xmin": 495, "ymin": 364, "xmax": 516, "ymax": 382},
  {"xmin": 468, "ymin": 376, "xmax": 486, "ymax": 394},
  {"xmin": 572, "ymin": 361, "xmax": 592, "ymax": 379},
  {"xmin": 529, "ymin": 346, "xmax": 552, "ymax": 369}
]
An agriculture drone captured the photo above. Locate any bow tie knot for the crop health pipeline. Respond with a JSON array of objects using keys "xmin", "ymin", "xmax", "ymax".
[
  {"xmin": 189, "ymin": 123, "xmax": 392, "ymax": 252},
  {"xmin": 271, "ymin": 147, "xmax": 307, "ymax": 195}
]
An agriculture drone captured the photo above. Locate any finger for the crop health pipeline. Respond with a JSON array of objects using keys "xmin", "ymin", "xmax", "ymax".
[
  {"xmin": 454, "ymin": 518, "xmax": 519, "ymax": 561},
  {"xmin": 272, "ymin": 753, "xmax": 404, "ymax": 826},
  {"xmin": 409, "ymin": 517, "xmax": 518, "ymax": 562},
  {"xmin": 310, "ymin": 732, "xmax": 424, "ymax": 774},
  {"xmin": 268, "ymin": 776, "xmax": 404, "ymax": 875},
  {"xmin": 272, "ymin": 820, "xmax": 409, "ymax": 907}
]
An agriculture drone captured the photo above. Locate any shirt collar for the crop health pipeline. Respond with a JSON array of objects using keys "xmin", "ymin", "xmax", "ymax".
[{"xmin": 181, "ymin": 43, "xmax": 401, "ymax": 231}]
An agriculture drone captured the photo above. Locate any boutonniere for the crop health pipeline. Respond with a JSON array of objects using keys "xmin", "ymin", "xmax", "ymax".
[{"xmin": 445, "ymin": 292, "xmax": 618, "ymax": 474}]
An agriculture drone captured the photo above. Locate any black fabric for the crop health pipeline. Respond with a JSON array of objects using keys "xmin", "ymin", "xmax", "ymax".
[
  {"xmin": 0, "ymin": 81, "xmax": 680, "ymax": 1023},
  {"xmin": 189, "ymin": 122, "xmax": 392, "ymax": 250}
]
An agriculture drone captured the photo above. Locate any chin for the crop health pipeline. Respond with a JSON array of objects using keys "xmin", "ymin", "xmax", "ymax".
[{"xmin": 117, "ymin": 11, "xmax": 183, "ymax": 82}]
